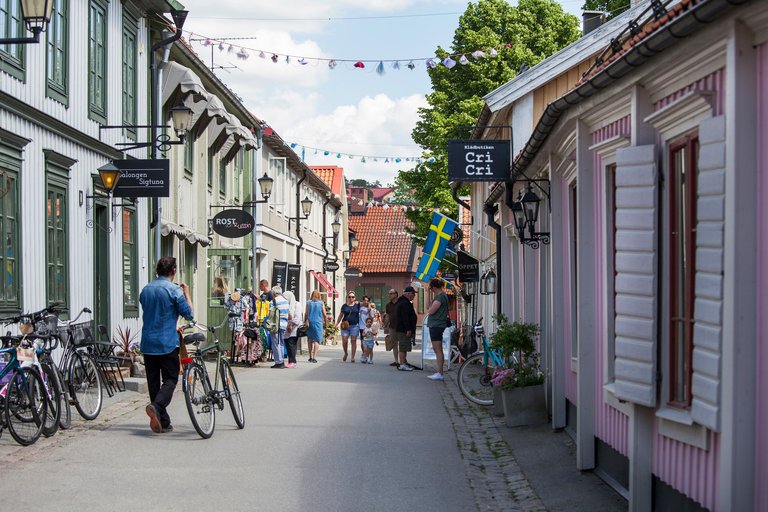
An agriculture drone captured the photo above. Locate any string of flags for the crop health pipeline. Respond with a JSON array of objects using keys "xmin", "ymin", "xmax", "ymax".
[
  {"xmin": 285, "ymin": 141, "xmax": 434, "ymax": 165},
  {"xmin": 185, "ymin": 31, "xmax": 514, "ymax": 73}
]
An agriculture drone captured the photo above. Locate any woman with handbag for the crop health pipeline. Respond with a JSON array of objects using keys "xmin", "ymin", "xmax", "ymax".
[
  {"xmin": 304, "ymin": 290, "xmax": 325, "ymax": 363},
  {"xmin": 336, "ymin": 292, "xmax": 361, "ymax": 362},
  {"xmin": 282, "ymin": 291, "xmax": 303, "ymax": 368}
]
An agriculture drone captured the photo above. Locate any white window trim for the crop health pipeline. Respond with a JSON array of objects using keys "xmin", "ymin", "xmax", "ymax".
[
  {"xmin": 656, "ymin": 407, "xmax": 710, "ymax": 450},
  {"xmin": 644, "ymin": 90, "xmax": 714, "ymax": 141}
]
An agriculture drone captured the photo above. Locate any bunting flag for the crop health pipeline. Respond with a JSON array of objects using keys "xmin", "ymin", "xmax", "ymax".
[{"xmin": 415, "ymin": 212, "xmax": 458, "ymax": 281}]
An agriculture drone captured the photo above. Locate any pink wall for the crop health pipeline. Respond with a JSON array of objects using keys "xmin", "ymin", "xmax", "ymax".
[
  {"xmin": 654, "ymin": 68, "xmax": 726, "ymax": 115},
  {"xmin": 755, "ymin": 42, "xmax": 768, "ymax": 512}
]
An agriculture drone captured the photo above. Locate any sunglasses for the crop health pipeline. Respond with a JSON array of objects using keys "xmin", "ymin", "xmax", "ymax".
[{"xmin": 347, "ymin": 295, "xmax": 355, "ymax": 298}]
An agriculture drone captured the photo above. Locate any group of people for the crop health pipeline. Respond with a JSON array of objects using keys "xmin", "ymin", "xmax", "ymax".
[{"xmin": 336, "ymin": 278, "xmax": 450, "ymax": 382}]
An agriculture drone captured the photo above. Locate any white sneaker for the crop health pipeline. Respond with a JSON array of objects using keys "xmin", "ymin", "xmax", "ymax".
[
  {"xmin": 397, "ymin": 364, "xmax": 414, "ymax": 372},
  {"xmin": 367, "ymin": 360, "xmax": 374, "ymax": 365},
  {"xmin": 361, "ymin": 356, "xmax": 368, "ymax": 363},
  {"xmin": 428, "ymin": 373, "xmax": 444, "ymax": 381}
]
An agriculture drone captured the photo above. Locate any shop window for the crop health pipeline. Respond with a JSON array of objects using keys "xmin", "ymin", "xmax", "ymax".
[
  {"xmin": 122, "ymin": 208, "xmax": 138, "ymax": 316},
  {"xmin": 46, "ymin": 166, "xmax": 69, "ymax": 310},
  {"xmin": 46, "ymin": 0, "xmax": 68, "ymax": 105}
]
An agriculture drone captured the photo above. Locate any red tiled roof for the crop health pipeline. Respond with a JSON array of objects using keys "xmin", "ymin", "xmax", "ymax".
[
  {"xmin": 348, "ymin": 205, "xmax": 419, "ymax": 273},
  {"xmin": 309, "ymin": 166, "xmax": 344, "ymax": 196},
  {"xmin": 370, "ymin": 187, "xmax": 395, "ymax": 202}
]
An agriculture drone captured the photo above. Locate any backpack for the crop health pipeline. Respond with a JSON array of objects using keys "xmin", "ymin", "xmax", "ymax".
[{"xmin": 264, "ymin": 300, "xmax": 280, "ymax": 334}]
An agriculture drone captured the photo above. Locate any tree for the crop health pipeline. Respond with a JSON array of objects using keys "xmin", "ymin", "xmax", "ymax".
[
  {"xmin": 401, "ymin": 0, "xmax": 580, "ymax": 240},
  {"xmin": 348, "ymin": 178, "xmax": 382, "ymax": 188},
  {"xmin": 582, "ymin": 0, "xmax": 630, "ymax": 20}
]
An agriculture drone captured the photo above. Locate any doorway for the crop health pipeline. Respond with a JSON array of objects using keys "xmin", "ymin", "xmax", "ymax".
[{"xmin": 93, "ymin": 204, "xmax": 110, "ymax": 334}]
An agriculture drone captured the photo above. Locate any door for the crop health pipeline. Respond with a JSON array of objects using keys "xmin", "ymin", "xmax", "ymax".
[{"xmin": 93, "ymin": 204, "xmax": 110, "ymax": 334}]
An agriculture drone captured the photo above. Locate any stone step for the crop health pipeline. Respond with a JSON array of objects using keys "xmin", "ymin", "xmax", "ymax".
[{"xmin": 123, "ymin": 377, "xmax": 148, "ymax": 394}]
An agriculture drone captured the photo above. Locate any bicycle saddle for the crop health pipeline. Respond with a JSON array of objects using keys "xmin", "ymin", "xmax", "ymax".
[{"xmin": 183, "ymin": 332, "xmax": 206, "ymax": 345}]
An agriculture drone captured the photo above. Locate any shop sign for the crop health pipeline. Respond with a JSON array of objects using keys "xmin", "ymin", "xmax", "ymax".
[
  {"xmin": 457, "ymin": 251, "xmax": 480, "ymax": 283},
  {"xmin": 271, "ymin": 261, "xmax": 287, "ymax": 289},
  {"xmin": 344, "ymin": 267, "xmax": 363, "ymax": 278},
  {"xmin": 323, "ymin": 260, "xmax": 340, "ymax": 272},
  {"xmin": 447, "ymin": 140, "xmax": 510, "ymax": 182},
  {"xmin": 286, "ymin": 264, "xmax": 301, "ymax": 296},
  {"xmin": 112, "ymin": 159, "xmax": 170, "ymax": 197},
  {"xmin": 211, "ymin": 209, "xmax": 254, "ymax": 238}
]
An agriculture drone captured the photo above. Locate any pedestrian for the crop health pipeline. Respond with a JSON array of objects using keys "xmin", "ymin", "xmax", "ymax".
[
  {"xmin": 283, "ymin": 290, "xmax": 303, "ymax": 368},
  {"xmin": 358, "ymin": 295, "xmax": 371, "ymax": 363},
  {"xmin": 259, "ymin": 279, "xmax": 273, "ymax": 301},
  {"xmin": 361, "ymin": 317, "xmax": 378, "ymax": 364},
  {"xmin": 211, "ymin": 276, "xmax": 228, "ymax": 300},
  {"xmin": 304, "ymin": 290, "xmax": 325, "ymax": 363},
  {"xmin": 394, "ymin": 286, "xmax": 418, "ymax": 372},
  {"xmin": 139, "ymin": 257, "xmax": 193, "ymax": 434},
  {"xmin": 258, "ymin": 279, "xmax": 273, "ymax": 358},
  {"xmin": 336, "ymin": 291, "xmax": 361, "ymax": 362},
  {"xmin": 269, "ymin": 286, "xmax": 290, "ymax": 368},
  {"xmin": 383, "ymin": 289, "xmax": 400, "ymax": 367},
  {"xmin": 425, "ymin": 278, "xmax": 450, "ymax": 381}
]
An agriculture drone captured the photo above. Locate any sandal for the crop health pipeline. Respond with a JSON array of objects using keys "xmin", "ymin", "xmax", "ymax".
[{"xmin": 343, "ymin": 353, "xmax": 348, "ymax": 362}]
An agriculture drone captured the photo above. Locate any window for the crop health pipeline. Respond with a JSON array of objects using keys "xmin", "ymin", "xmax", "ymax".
[
  {"xmin": 46, "ymin": 165, "xmax": 69, "ymax": 309},
  {"xmin": 0, "ymin": 144, "xmax": 21, "ymax": 311},
  {"xmin": 0, "ymin": 0, "xmax": 25, "ymax": 80},
  {"xmin": 569, "ymin": 183, "xmax": 578, "ymax": 361},
  {"xmin": 122, "ymin": 12, "xmax": 137, "ymax": 139},
  {"xmin": 219, "ymin": 158, "xmax": 226, "ymax": 199},
  {"xmin": 184, "ymin": 138, "xmax": 194, "ymax": 181},
  {"xmin": 88, "ymin": 0, "xmax": 108, "ymax": 123},
  {"xmin": 607, "ymin": 165, "xmax": 617, "ymax": 382},
  {"xmin": 668, "ymin": 134, "xmax": 698, "ymax": 407},
  {"xmin": 233, "ymin": 148, "xmax": 244, "ymax": 203},
  {"xmin": 45, "ymin": 0, "xmax": 68, "ymax": 105},
  {"xmin": 122, "ymin": 208, "xmax": 138, "ymax": 316},
  {"xmin": 207, "ymin": 148, "xmax": 213, "ymax": 189},
  {"xmin": 269, "ymin": 157, "xmax": 286, "ymax": 212}
]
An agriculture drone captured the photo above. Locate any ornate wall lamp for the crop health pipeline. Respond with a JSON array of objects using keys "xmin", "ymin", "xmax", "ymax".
[
  {"xmin": 0, "ymin": 1, "xmax": 54, "ymax": 45},
  {"xmin": 479, "ymin": 268, "xmax": 497, "ymax": 295},
  {"xmin": 507, "ymin": 179, "xmax": 551, "ymax": 249},
  {"xmin": 100, "ymin": 102, "xmax": 194, "ymax": 153},
  {"xmin": 85, "ymin": 162, "xmax": 134, "ymax": 225}
]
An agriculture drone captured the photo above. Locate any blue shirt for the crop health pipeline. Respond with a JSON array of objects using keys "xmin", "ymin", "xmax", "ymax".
[
  {"xmin": 139, "ymin": 276, "xmax": 194, "ymax": 355},
  {"xmin": 272, "ymin": 296, "xmax": 290, "ymax": 332}
]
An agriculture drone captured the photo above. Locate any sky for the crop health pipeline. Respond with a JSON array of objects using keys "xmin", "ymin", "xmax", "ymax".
[{"xmin": 179, "ymin": 0, "xmax": 585, "ymax": 186}]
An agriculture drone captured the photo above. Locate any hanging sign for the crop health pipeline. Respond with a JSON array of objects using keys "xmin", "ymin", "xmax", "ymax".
[
  {"xmin": 447, "ymin": 140, "xmax": 510, "ymax": 182},
  {"xmin": 457, "ymin": 251, "xmax": 480, "ymax": 283},
  {"xmin": 286, "ymin": 264, "xmax": 301, "ymax": 297},
  {"xmin": 344, "ymin": 267, "xmax": 363, "ymax": 278},
  {"xmin": 211, "ymin": 209, "xmax": 254, "ymax": 238},
  {"xmin": 323, "ymin": 260, "xmax": 340, "ymax": 272},
  {"xmin": 112, "ymin": 159, "xmax": 170, "ymax": 197},
  {"xmin": 271, "ymin": 261, "xmax": 287, "ymax": 289}
]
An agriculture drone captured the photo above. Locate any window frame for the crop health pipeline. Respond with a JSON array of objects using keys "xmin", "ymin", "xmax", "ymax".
[
  {"xmin": 45, "ymin": 163, "xmax": 70, "ymax": 310},
  {"xmin": 0, "ymin": 0, "xmax": 26, "ymax": 80},
  {"xmin": 207, "ymin": 147, "xmax": 214, "ymax": 190},
  {"xmin": 122, "ymin": 206, "xmax": 138, "ymax": 317},
  {"xmin": 87, "ymin": 0, "xmax": 108, "ymax": 124},
  {"xmin": 0, "ymin": 141, "xmax": 22, "ymax": 312},
  {"xmin": 184, "ymin": 137, "xmax": 194, "ymax": 181},
  {"xmin": 121, "ymin": 10, "xmax": 138, "ymax": 140},
  {"xmin": 45, "ymin": 0, "xmax": 68, "ymax": 106},
  {"xmin": 667, "ymin": 133, "xmax": 699, "ymax": 408},
  {"xmin": 218, "ymin": 157, "xmax": 226, "ymax": 200}
]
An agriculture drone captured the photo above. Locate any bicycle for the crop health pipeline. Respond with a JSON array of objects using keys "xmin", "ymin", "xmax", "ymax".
[
  {"xmin": 56, "ymin": 308, "xmax": 103, "ymax": 421},
  {"xmin": 0, "ymin": 335, "xmax": 49, "ymax": 445},
  {"xmin": 457, "ymin": 317, "xmax": 506, "ymax": 406},
  {"xmin": 180, "ymin": 314, "xmax": 245, "ymax": 439}
]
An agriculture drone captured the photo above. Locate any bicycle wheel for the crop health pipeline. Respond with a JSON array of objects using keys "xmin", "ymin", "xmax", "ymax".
[
  {"xmin": 220, "ymin": 359, "xmax": 244, "ymax": 429},
  {"xmin": 183, "ymin": 362, "xmax": 215, "ymax": 439},
  {"xmin": 39, "ymin": 362, "xmax": 61, "ymax": 438},
  {"xmin": 5, "ymin": 367, "xmax": 47, "ymax": 446},
  {"xmin": 55, "ymin": 365, "xmax": 72, "ymax": 430},
  {"xmin": 69, "ymin": 351, "xmax": 102, "ymax": 420},
  {"xmin": 457, "ymin": 352, "xmax": 497, "ymax": 406}
]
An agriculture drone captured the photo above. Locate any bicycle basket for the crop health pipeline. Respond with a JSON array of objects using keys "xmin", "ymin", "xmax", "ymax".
[
  {"xmin": 36, "ymin": 313, "xmax": 59, "ymax": 336},
  {"xmin": 68, "ymin": 321, "xmax": 95, "ymax": 346}
]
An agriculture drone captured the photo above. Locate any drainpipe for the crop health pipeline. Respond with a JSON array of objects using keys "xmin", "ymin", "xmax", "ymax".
[
  {"xmin": 321, "ymin": 193, "xmax": 332, "ymax": 264},
  {"xmin": 150, "ymin": 10, "xmax": 188, "ymax": 263},
  {"xmin": 484, "ymin": 203, "xmax": 502, "ymax": 317},
  {"xmin": 295, "ymin": 168, "xmax": 307, "ymax": 263},
  {"xmin": 251, "ymin": 125, "xmax": 264, "ymax": 289},
  {"xmin": 450, "ymin": 183, "xmax": 473, "ymax": 225}
]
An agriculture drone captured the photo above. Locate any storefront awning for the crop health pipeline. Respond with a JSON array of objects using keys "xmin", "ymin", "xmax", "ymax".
[
  {"xmin": 160, "ymin": 220, "xmax": 211, "ymax": 247},
  {"xmin": 220, "ymin": 132, "xmax": 258, "ymax": 165},
  {"xmin": 189, "ymin": 92, "xmax": 228, "ymax": 136},
  {"xmin": 162, "ymin": 61, "xmax": 208, "ymax": 110},
  {"xmin": 310, "ymin": 270, "xmax": 339, "ymax": 299},
  {"xmin": 209, "ymin": 112, "xmax": 252, "ymax": 155}
]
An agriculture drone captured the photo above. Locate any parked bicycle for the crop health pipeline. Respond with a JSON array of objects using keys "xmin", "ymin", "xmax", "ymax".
[
  {"xmin": 0, "ymin": 334, "xmax": 48, "ymax": 445},
  {"xmin": 457, "ymin": 318, "xmax": 505, "ymax": 406},
  {"xmin": 180, "ymin": 314, "xmax": 245, "ymax": 439}
]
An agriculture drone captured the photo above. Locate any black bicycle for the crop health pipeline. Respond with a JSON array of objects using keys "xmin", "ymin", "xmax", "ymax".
[{"xmin": 181, "ymin": 315, "xmax": 245, "ymax": 439}]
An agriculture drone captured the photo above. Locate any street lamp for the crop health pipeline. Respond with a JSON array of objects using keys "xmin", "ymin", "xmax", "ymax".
[
  {"xmin": 301, "ymin": 196, "xmax": 313, "ymax": 218},
  {"xmin": 105, "ymin": 101, "xmax": 194, "ymax": 153},
  {"xmin": 257, "ymin": 173, "xmax": 274, "ymax": 200},
  {"xmin": 168, "ymin": 102, "xmax": 194, "ymax": 142},
  {"xmin": 0, "ymin": 0, "xmax": 54, "ymax": 45},
  {"xmin": 86, "ymin": 162, "xmax": 133, "ymax": 222},
  {"xmin": 331, "ymin": 218, "xmax": 341, "ymax": 236},
  {"xmin": 479, "ymin": 269, "xmax": 496, "ymax": 295},
  {"xmin": 507, "ymin": 179, "xmax": 551, "ymax": 249}
]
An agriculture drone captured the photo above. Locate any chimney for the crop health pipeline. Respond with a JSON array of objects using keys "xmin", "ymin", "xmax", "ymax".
[{"xmin": 582, "ymin": 11, "xmax": 605, "ymax": 36}]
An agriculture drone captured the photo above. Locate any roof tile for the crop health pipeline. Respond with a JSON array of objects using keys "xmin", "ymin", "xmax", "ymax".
[{"xmin": 348, "ymin": 206, "xmax": 418, "ymax": 273}]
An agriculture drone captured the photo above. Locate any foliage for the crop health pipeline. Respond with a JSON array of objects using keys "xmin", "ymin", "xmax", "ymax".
[
  {"xmin": 349, "ymin": 178, "xmax": 382, "ymax": 188},
  {"xmin": 400, "ymin": 0, "xmax": 581, "ymax": 243},
  {"xmin": 582, "ymin": 0, "xmax": 630, "ymax": 20},
  {"xmin": 113, "ymin": 324, "xmax": 140, "ymax": 355},
  {"xmin": 490, "ymin": 314, "xmax": 543, "ymax": 388},
  {"xmin": 323, "ymin": 305, "xmax": 339, "ymax": 342}
]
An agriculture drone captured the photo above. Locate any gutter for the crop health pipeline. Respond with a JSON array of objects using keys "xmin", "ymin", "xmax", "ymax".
[
  {"xmin": 296, "ymin": 168, "xmax": 307, "ymax": 263},
  {"xmin": 484, "ymin": 204, "xmax": 502, "ymax": 317},
  {"xmin": 484, "ymin": 0, "xmax": 749, "ymax": 209},
  {"xmin": 450, "ymin": 183, "xmax": 472, "ymax": 225}
]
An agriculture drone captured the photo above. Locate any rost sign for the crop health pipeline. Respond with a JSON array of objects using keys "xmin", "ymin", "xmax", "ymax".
[
  {"xmin": 211, "ymin": 209, "xmax": 254, "ymax": 238},
  {"xmin": 447, "ymin": 140, "xmax": 510, "ymax": 182}
]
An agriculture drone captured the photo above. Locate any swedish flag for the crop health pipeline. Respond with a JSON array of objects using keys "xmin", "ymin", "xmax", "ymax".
[{"xmin": 415, "ymin": 212, "xmax": 458, "ymax": 281}]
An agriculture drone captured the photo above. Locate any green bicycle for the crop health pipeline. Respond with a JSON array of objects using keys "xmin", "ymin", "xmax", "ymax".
[{"xmin": 180, "ymin": 315, "xmax": 245, "ymax": 439}]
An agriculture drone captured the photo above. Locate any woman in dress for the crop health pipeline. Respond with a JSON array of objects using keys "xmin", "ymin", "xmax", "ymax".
[
  {"xmin": 304, "ymin": 290, "xmax": 325, "ymax": 363},
  {"xmin": 282, "ymin": 290, "xmax": 303, "ymax": 368},
  {"xmin": 336, "ymin": 292, "xmax": 360, "ymax": 362}
]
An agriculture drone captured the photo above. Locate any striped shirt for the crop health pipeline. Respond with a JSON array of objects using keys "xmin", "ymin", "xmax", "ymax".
[{"xmin": 274, "ymin": 295, "xmax": 290, "ymax": 332}]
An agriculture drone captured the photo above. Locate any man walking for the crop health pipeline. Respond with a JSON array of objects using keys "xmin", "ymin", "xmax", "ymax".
[
  {"xmin": 383, "ymin": 289, "xmax": 400, "ymax": 367},
  {"xmin": 139, "ymin": 257, "xmax": 193, "ymax": 434},
  {"xmin": 394, "ymin": 286, "xmax": 418, "ymax": 372},
  {"xmin": 269, "ymin": 286, "xmax": 290, "ymax": 368}
]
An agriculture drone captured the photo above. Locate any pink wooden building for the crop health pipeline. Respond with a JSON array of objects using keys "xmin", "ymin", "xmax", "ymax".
[{"xmin": 468, "ymin": 0, "xmax": 768, "ymax": 510}]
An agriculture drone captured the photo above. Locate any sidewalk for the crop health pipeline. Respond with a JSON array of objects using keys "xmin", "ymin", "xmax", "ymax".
[{"xmin": 432, "ymin": 361, "xmax": 627, "ymax": 512}]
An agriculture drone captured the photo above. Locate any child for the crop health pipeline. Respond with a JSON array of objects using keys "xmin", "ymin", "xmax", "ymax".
[{"xmin": 361, "ymin": 317, "xmax": 378, "ymax": 364}]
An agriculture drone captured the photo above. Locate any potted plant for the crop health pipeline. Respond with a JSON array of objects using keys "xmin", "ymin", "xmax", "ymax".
[
  {"xmin": 113, "ymin": 324, "xmax": 142, "ymax": 377},
  {"xmin": 489, "ymin": 314, "xmax": 547, "ymax": 427}
]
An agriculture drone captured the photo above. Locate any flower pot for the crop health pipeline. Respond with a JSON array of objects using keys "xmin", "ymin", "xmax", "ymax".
[
  {"xmin": 492, "ymin": 387, "xmax": 505, "ymax": 417},
  {"xmin": 501, "ymin": 383, "xmax": 547, "ymax": 427}
]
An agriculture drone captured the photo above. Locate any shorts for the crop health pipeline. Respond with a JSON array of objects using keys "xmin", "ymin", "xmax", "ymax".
[
  {"xmin": 385, "ymin": 334, "xmax": 396, "ymax": 351},
  {"xmin": 429, "ymin": 326, "xmax": 447, "ymax": 343},
  {"xmin": 394, "ymin": 331, "xmax": 412, "ymax": 353},
  {"xmin": 363, "ymin": 339, "xmax": 375, "ymax": 349},
  {"xmin": 341, "ymin": 325, "xmax": 360, "ymax": 338}
]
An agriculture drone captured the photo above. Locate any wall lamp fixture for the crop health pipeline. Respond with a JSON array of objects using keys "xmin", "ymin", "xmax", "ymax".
[
  {"xmin": 99, "ymin": 102, "xmax": 194, "ymax": 153},
  {"xmin": 0, "ymin": 1, "xmax": 54, "ymax": 45},
  {"xmin": 508, "ymin": 179, "xmax": 551, "ymax": 249},
  {"xmin": 85, "ymin": 162, "xmax": 134, "ymax": 224}
]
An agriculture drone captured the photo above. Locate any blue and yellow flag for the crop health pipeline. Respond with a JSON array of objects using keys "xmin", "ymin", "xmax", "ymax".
[{"xmin": 415, "ymin": 212, "xmax": 458, "ymax": 281}]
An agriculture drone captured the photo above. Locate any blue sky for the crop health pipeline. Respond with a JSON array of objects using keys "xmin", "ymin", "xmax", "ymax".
[{"xmin": 180, "ymin": 0, "xmax": 585, "ymax": 185}]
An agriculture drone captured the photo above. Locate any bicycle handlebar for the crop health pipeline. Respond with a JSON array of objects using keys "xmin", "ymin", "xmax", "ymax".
[{"xmin": 181, "ymin": 315, "xmax": 228, "ymax": 334}]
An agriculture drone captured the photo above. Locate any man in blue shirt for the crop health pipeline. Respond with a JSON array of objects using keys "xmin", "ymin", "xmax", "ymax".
[{"xmin": 140, "ymin": 257, "xmax": 193, "ymax": 433}]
